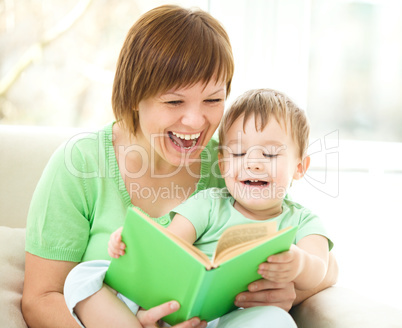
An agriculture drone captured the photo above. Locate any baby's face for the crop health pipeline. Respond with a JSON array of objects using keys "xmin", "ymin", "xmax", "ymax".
[{"xmin": 219, "ymin": 114, "xmax": 302, "ymax": 218}]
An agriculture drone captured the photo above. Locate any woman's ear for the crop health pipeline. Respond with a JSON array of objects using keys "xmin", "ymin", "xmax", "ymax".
[{"xmin": 293, "ymin": 155, "xmax": 310, "ymax": 180}]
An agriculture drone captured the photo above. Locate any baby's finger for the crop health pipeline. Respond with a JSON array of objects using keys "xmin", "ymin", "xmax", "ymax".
[
  {"xmin": 113, "ymin": 227, "xmax": 124, "ymax": 242},
  {"xmin": 108, "ymin": 241, "xmax": 125, "ymax": 258},
  {"xmin": 267, "ymin": 250, "xmax": 293, "ymax": 263}
]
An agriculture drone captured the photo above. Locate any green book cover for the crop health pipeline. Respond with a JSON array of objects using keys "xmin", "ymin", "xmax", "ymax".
[{"xmin": 104, "ymin": 207, "xmax": 297, "ymax": 325}]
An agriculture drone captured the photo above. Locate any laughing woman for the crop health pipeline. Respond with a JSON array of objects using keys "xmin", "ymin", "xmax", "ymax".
[{"xmin": 22, "ymin": 5, "xmax": 337, "ymax": 328}]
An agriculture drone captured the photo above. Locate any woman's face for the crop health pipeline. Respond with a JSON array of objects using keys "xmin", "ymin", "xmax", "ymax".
[{"xmin": 137, "ymin": 79, "xmax": 226, "ymax": 169}]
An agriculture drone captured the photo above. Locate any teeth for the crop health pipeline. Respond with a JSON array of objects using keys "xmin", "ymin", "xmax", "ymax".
[
  {"xmin": 172, "ymin": 132, "xmax": 201, "ymax": 140},
  {"xmin": 243, "ymin": 180, "xmax": 268, "ymax": 185},
  {"xmin": 169, "ymin": 132, "xmax": 199, "ymax": 149}
]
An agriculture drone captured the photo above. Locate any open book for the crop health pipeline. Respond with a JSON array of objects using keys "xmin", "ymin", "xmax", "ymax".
[{"xmin": 105, "ymin": 207, "xmax": 297, "ymax": 325}]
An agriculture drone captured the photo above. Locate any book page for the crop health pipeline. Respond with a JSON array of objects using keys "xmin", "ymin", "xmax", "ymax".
[
  {"xmin": 213, "ymin": 228, "xmax": 293, "ymax": 267},
  {"xmin": 213, "ymin": 221, "xmax": 277, "ymax": 264}
]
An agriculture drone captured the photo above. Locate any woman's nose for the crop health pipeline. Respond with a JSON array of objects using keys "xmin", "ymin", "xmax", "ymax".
[{"xmin": 181, "ymin": 106, "xmax": 206, "ymax": 129}]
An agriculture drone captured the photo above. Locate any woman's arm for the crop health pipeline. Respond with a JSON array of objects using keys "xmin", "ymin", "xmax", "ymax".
[{"xmin": 22, "ymin": 252, "xmax": 81, "ymax": 328}]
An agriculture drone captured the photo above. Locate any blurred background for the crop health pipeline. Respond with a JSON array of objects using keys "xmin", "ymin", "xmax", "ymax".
[{"xmin": 1, "ymin": 0, "xmax": 401, "ymax": 310}]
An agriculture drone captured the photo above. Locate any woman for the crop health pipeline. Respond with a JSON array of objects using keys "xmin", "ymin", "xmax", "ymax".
[{"xmin": 22, "ymin": 5, "xmax": 337, "ymax": 328}]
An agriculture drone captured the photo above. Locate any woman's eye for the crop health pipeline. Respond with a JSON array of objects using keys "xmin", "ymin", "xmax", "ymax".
[
  {"xmin": 166, "ymin": 100, "xmax": 183, "ymax": 106},
  {"xmin": 263, "ymin": 154, "xmax": 278, "ymax": 158},
  {"xmin": 205, "ymin": 98, "xmax": 223, "ymax": 104},
  {"xmin": 232, "ymin": 153, "xmax": 246, "ymax": 157}
]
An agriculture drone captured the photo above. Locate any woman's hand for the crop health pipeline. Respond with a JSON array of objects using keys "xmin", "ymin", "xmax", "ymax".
[
  {"xmin": 234, "ymin": 280, "xmax": 296, "ymax": 312},
  {"xmin": 137, "ymin": 301, "xmax": 207, "ymax": 328}
]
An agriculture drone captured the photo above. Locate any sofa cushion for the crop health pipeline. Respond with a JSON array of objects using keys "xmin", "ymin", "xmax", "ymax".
[
  {"xmin": 290, "ymin": 286, "xmax": 402, "ymax": 327},
  {"xmin": 0, "ymin": 227, "xmax": 28, "ymax": 328}
]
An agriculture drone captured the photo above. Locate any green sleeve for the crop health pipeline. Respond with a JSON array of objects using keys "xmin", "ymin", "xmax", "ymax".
[
  {"xmin": 296, "ymin": 208, "xmax": 334, "ymax": 251},
  {"xmin": 26, "ymin": 142, "xmax": 92, "ymax": 262}
]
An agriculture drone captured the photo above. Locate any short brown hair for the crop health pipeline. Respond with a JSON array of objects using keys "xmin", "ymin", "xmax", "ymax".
[
  {"xmin": 112, "ymin": 5, "xmax": 234, "ymax": 135},
  {"xmin": 219, "ymin": 89, "xmax": 310, "ymax": 158}
]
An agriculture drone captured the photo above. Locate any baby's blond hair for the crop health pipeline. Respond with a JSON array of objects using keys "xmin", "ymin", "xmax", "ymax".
[{"xmin": 219, "ymin": 89, "xmax": 310, "ymax": 159}]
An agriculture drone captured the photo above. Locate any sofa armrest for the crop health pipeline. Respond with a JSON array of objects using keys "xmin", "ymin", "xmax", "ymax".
[
  {"xmin": 290, "ymin": 286, "xmax": 402, "ymax": 328},
  {"xmin": 0, "ymin": 227, "xmax": 27, "ymax": 328},
  {"xmin": 0, "ymin": 125, "xmax": 86, "ymax": 228}
]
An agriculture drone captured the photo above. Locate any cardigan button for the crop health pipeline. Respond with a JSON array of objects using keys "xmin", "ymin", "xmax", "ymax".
[{"xmin": 158, "ymin": 217, "xmax": 169, "ymax": 225}]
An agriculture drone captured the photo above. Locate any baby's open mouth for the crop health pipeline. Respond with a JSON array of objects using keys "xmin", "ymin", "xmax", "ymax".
[
  {"xmin": 168, "ymin": 131, "xmax": 201, "ymax": 150},
  {"xmin": 242, "ymin": 180, "xmax": 268, "ymax": 186}
]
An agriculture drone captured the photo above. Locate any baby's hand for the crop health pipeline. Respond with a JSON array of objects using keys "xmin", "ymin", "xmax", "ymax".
[
  {"xmin": 257, "ymin": 245, "xmax": 303, "ymax": 283},
  {"xmin": 108, "ymin": 227, "xmax": 126, "ymax": 259}
]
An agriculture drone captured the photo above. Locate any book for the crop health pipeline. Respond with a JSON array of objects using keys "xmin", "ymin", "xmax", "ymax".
[{"xmin": 104, "ymin": 207, "xmax": 298, "ymax": 325}]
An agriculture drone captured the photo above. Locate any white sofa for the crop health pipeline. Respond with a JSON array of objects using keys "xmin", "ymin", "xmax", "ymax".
[{"xmin": 1, "ymin": 125, "xmax": 402, "ymax": 328}]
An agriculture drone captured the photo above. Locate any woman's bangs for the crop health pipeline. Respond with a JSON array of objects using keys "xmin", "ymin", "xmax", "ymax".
[{"xmin": 163, "ymin": 27, "xmax": 233, "ymax": 92}]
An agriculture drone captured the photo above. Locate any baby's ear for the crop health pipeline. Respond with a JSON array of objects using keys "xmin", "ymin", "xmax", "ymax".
[
  {"xmin": 293, "ymin": 156, "xmax": 310, "ymax": 180},
  {"xmin": 218, "ymin": 152, "xmax": 224, "ymax": 174},
  {"xmin": 218, "ymin": 151, "xmax": 230, "ymax": 177}
]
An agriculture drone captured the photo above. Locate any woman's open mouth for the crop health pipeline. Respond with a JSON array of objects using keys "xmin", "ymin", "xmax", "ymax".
[{"xmin": 168, "ymin": 131, "xmax": 201, "ymax": 150}]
